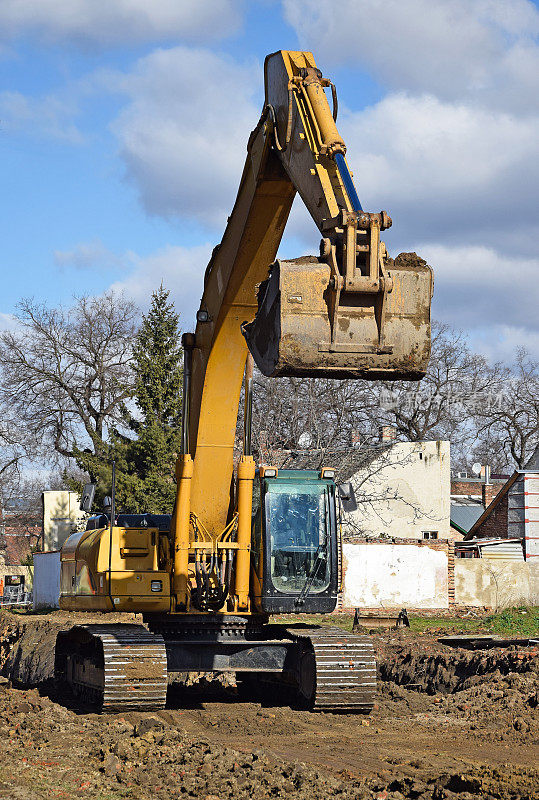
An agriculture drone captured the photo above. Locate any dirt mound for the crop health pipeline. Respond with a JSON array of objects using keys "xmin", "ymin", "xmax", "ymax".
[
  {"xmin": 0, "ymin": 609, "xmax": 140, "ymax": 686},
  {"xmin": 1, "ymin": 681, "xmax": 537, "ymax": 800},
  {"xmin": 378, "ymin": 641, "xmax": 537, "ymax": 694},
  {"xmin": 1, "ymin": 617, "xmax": 63, "ymax": 685},
  {"xmin": 376, "ymin": 639, "xmax": 538, "ymax": 741},
  {"xmin": 1, "ymin": 612, "xmax": 538, "ymax": 799}
]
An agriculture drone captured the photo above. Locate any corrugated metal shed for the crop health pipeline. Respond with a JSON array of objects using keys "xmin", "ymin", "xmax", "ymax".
[
  {"xmin": 457, "ymin": 538, "xmax": 524, "ymax": 561},
  {"xmin": 480, "ymin": 541, "xmax": 524, "ymax": 561}
]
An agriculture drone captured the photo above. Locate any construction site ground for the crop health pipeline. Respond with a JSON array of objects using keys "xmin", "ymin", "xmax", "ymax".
[{"xmin": 0, "ymin": 608, "xmax": 537, "ymax": 800}]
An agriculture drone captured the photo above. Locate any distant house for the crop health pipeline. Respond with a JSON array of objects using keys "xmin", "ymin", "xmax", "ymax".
[
  {"xmin": 451, "ymin": 473, "xmax": 508, "ymax": 505},
  {"xmin": 343, "ymin": 440, "xmax": 450, "ymax": 541},
  {"xmin": 450, "ymin": 468, "xmax": 513, "ymax": 540},
  {"xmin": 0, "ymin": 530, "xmax": 36, "ymax": 595},
  {"xmin": 0, "ymin": 494, "xmax": 40, "ymax": 594},
  {"xmin": 263, "ymin": 438, "xmax": 451, "ymax": 541},
  {"xmin": 465, "ymin": 447, "xmax": 539, "ymax": 561}
]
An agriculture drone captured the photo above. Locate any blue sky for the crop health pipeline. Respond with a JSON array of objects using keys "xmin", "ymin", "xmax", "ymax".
[{"xmin": 1, "ymin": 0, "xmax": 539, "ymax": 362}]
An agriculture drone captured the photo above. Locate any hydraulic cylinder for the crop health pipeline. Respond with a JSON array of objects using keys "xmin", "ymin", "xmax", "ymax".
[{"xmin": 235, "ymin": 455, "xmax": 256, "ymax": 610}]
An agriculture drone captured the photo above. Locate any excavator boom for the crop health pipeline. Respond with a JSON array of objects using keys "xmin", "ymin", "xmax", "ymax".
[{"xmin": 185, "ymin": 49, "xmax": 432, "ymax": 548}]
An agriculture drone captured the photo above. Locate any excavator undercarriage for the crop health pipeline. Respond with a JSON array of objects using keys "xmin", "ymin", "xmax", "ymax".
[{"xmin": 56, "ymin": 618, "xmax": 376, "ymax": 714}]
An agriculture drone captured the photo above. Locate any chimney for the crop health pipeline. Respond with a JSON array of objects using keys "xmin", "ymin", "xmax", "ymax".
[
  {"xmin": 481, "ymin": 465, "xmax": 495, "ymax": 508},
  {"xmin": 379, "ymin": 425, "xmax": 396, "ymax": 444}
]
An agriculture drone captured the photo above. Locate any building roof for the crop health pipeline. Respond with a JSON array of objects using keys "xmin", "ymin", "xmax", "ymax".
[
  {"xmin": 465, "ymin": 471, "xmax": 519, "ymax": 539},
  {"xmin": 0, "ymin": 531, "xmax": 34, "ymax": 566},
  {"xmin": 450, "ymin": 501, "xmax": 484, "ymax": 534}
]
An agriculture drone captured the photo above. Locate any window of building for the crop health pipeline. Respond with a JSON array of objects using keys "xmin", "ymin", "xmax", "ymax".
[{"xmin": 422, "ymin": 531, "xmax": 438, "ymax": 540}]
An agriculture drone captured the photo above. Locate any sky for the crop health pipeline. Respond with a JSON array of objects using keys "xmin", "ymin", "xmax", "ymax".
[{"xmin": 1, "ymin": 0, "xmax": 539, "ymax": 363}]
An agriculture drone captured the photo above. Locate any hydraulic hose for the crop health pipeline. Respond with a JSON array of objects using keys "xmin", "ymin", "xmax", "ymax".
[{"xmin": 334, "ymin": 152, "xmax": 363, "ymax": 212}]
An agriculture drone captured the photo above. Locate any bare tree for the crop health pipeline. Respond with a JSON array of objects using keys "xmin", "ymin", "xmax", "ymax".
[
  {"xmin": 0, "ymin": 291, "xmax": 138, "ymax": 477},
  {"xmin": 366, "ymin": 323, "xmax": 496, "ymax": 436},
  {"xmin": 355, "ymin": 321, "xmax": 505, "ymax": 470},
  {"xmin": 242, "ymin": 321, "xmax": 539, "ymax": 478},
  {"xmin": 0, "ymin": 393, "xmax": 37, "ymax": 529},
  {"xmin": 472, "ymin": 347, "xmax": 539, "ymax": 469},
  {"xmin": 250, "ymin": 373, "xmax": 371, "ymax": 461}
]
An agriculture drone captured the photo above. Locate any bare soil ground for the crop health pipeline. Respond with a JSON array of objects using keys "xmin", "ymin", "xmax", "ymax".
[{"xmin": 0, "ymin": 609, "xmax": 537, "ymax": 800}]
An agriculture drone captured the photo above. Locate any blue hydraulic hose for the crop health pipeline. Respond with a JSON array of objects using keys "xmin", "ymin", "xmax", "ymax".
[{"xmin": 334, "ymin": 151, "xmax": 363, "ymax": 212}]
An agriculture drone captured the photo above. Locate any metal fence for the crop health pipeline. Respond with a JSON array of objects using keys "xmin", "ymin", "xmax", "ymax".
[{"xmin": 1, "ymin": 585, "xmax": 33, "ymax": 606}]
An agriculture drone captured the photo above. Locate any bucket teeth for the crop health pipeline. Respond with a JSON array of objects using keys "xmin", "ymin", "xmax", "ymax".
[{"xmin": 243, "ymin": 254, "xmax": 433, "ymax": 380}]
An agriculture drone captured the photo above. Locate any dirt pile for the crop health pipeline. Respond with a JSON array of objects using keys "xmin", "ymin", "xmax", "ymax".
[
  {"xmin": 0, "ymin": 615, "xmax": 64, "ymax": 685},
  {"xmin": 0, "ymin": 609, "xmax": 140, "ymax": 686},
  {"xmin": 0, "ymin": 680, "xmax": 537, "ymax": 800},
  {"xmin": 1, "ymin": 612, "xmax": 537, "ymax": 799},
  {"xmin": 375, "ymin": 635, "xmax": 538, "ymax": 741},
  {"xmin": 378, "ymin": 641, "xmax": 537, "ymax": 694}
]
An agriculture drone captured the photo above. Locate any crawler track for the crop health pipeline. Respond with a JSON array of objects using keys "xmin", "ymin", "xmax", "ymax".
[
  {"xmin": 54, "ymin": 624, "xmax": 167, "ymax": 712},
  {"xmin": 287, "ymin": 626, "xmax": 377, "ymax": 712}
]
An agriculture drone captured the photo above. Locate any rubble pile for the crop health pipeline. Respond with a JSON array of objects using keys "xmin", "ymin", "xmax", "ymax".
[
  {"xmin": 0, "ymin": 681, "xmax": 537, "ymax": 800},
  {"xmin": 0, "ymin": 611, "xmax": 537, "ymax": 800}
]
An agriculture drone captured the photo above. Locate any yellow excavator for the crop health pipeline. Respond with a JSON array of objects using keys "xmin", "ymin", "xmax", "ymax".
[{"xmin": 55, "ymin": 51, "xmax": 433, "ymax": 713}]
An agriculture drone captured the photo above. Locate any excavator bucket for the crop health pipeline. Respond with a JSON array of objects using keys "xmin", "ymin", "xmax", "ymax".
[{"xmin": 243, "ymin": 252, "xmax": 433, "ymax": 380}]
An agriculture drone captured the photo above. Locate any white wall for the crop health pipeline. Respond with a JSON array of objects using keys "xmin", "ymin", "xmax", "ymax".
[
  {"xmin": 344, "ymin": 441, "xmax": 450, "ymax": 540},
  {"xmin": 455, "ymin": 559, "xmax": 539, "ymax": 608},
  {"xmin": 33, "ymin": 551, "xmax": 61, "ymax": 609},
  {"xmin": 42, "ymin": 490, "xmax": 86, "ymax": 551},
  {"xmin": 342, "ymin": 542, "xmax": 449, "ymax": 609}
]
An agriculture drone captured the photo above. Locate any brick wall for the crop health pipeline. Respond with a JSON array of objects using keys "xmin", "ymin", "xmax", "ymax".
[
  {"xmin": 474, "ymin": 493, "xmax": 509, "ymax": 539},
  {"xmin": 347, "ymin": 536, "xmax": 449, "ymax": 551},
  {"xmin": 447, "ymin": 539, "xmax": 455, "ymax": 605},
  {"xmin": 451, "ymin": 478, "xmax": 505, "ymax": 500},
  {"xmin": 482, "ymin": 483, "xmax": 498, "ymax": 507}
]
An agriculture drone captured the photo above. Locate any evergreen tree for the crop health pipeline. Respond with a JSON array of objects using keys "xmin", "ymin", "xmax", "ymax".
[
  {"xmin": 128, "ymin": 284, "xmax": 183, "ymax": 512},
  {"xmin": 72, "ymin": 286, "xmax": 183, "ymax": 514}
]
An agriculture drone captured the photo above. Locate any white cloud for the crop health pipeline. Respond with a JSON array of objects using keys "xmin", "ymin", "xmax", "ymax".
[
  {"xmin": 414, "ymin": 242, "xmax": 539, "ymax": 334},
  {"xmin": 279, "ymin": 92, "xmax": 538, "ymax": 259},
  {"xmin": 109, "ymin": 244, "xmax": 211, "ymax": 328},
  {"xmin": 0, "ymin": 312, "xmax": 20, "ymax": 332},
  {"xmin": 110, "ymin": 47, "xmax": 261, "ymax": 225},
  {"xmin": 0, "ymin": 90, "xmax": 84, "ymax": 143},
  {"xmin": 469, "ymin": 324, "xmax": 539, "ymax": 364},
  {"xmin": 53, "ymin": 240, "xmax": 123, "ymax": 270},
  {"xmin": 338, "ymin": 93, "xmax": 539, "ymax": 257},
  {"xmin": 0, "ymin": 0, "xmax": 243, "ymax": 47},
  {"xmin": 283, "ymin": 0, "xmax": 539, "ymax": 113}
]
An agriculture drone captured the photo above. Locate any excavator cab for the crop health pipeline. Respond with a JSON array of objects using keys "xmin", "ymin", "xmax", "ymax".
[{"xmin": 251, "ymin": 468, "xmax": 339, "ymax": 614}]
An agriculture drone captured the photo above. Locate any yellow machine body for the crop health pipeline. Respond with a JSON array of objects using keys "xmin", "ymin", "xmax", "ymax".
[
  {"xmin": 60, "ymin": 49, "xmax": 433, "ymax": 621},
  {"xmin": 59, "ymin": 525, "xmax": 170, "ymax": 612}
]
